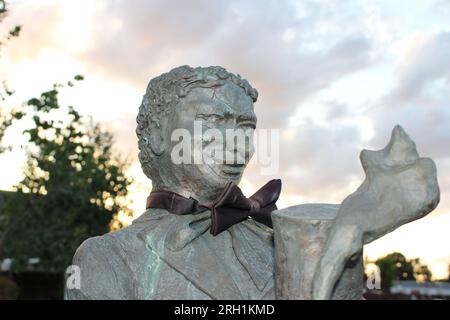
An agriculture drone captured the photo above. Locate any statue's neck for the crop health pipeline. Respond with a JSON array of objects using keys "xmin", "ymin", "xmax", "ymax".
[{"xmin": 151, "ymin": 184, "xmax": 222, "ymax": 204}]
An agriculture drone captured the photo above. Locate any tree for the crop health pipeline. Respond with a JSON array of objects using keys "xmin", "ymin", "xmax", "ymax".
[
  {"xmin": 0, "ymin": 77, "xmax": 133, "ymax": 272},
  {"xmin": 375, "ymin": 252, "xmax": 433, "ymax": 291},
  {"xmin": 447, "ymin": 264, "xmax": 450, "ymax": 282},
  {"xmin": 0, "ymin": 0, "xmax": 23, "ymax": 154},
  {"xmin": 375, "ymin": 252, "xmax": 414, "ymax": 291},
  {"xmin": 411, "ymin": 258, "xmax": 432, "ymax": 282},
  {"xmin": 0, "ymin": 84, "xmax": 24, "ymax": 154}
]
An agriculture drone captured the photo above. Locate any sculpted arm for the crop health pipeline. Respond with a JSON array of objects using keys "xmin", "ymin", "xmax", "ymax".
[{"xmin": 312, "ymin": 126, "xmax": 440, "ymax": 299}]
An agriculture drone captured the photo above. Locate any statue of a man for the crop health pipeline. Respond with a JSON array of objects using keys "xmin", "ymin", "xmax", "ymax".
[
  {"xmin": 65, "ymin": 65, "xmax": 440, "ymax": 300},
  {"xmin": 66, "ymin": 66, "xmax": 279, "ymax": 299}
]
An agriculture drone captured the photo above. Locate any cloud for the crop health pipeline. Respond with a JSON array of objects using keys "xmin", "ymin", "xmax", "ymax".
[
  {"xmin": 388, "ymin": 32, "xmax": 450, "ymax": 104},
  {"xmin": 366, "ymin": 31, "xmax": 450, "ymax": 217},
  {"xmin": 58, "ymin": 0, "xmax": 383, "ymax": 206},
  {"xmin": 241, "ymin": 108, "xmax": 366, "ymax": 205},
  {"xmin": 0, "ymin": 1, "xmax": 63, "ymax": 61},
  {"xmin": 3, "ymin": 0, "xmax": 449, "ymax": 211},
  {"xmin": 368, "ymin": 31, "xmax": 450, "ymax": 160},
  {"xmin": 74, "ymin": 0, "xmax": 378, "ymax": 129}
]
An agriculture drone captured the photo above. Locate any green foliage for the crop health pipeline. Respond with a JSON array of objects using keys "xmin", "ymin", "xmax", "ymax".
[
  {"xmin": 375, "ymin": 252, "xmax": 433, "ymax": 291},
  {"xmin": 0, "ymin": 79, "xmax": 24, "ymax": 154},
  {"xmin": 0, "ymin": 76, "xmax": 133, "ymax": 272},
  {"xmin": 0, "ymin": 104, "xmax": 24, "ymax": 153},
  {"xmin": 410, "ymin": 258, "xmax": 432, "ymax": 282},
  {"xmin": 375, "ymin": 252, "xmax": 414, "ymax": 290},
  {"xmin": 0, "ymin": 0, "xmax": 23, "ymax": 154}
]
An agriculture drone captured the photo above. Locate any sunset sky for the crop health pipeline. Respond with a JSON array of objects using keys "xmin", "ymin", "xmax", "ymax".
[{"xmin": 0, "ymin": 0, "xmax": 449, "ymax": 278}]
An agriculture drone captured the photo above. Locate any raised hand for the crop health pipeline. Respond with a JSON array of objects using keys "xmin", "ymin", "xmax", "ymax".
[{"xmin": 312, "ymin": 125, "xmax": 440, "ymax": 300}]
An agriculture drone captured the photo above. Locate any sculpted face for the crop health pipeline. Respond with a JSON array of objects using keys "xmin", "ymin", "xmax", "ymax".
[{"xmin": 167, "ymin": 81, "xmax": 257, "ymax": 201}]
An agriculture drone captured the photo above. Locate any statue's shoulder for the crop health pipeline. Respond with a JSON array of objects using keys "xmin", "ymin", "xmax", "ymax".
[
  {"xmin": 73, "ymin": 233, "xmax": 121, "ymax": 264},
  {"xmin": 73, "ymin": 208, "xmax": 171, "ymax": 265},
  {"xmin": 65, "ymin": 209, "xmax": 176, "ymax": 299},
  {"xmin": 67, "ymin": 227, "xmax": 139, "ymax": 299}
]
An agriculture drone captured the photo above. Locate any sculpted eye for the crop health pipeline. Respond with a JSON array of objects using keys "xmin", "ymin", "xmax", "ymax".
[
  {"xmin": 196, "ymin": 113, "xmax": 224, "ymax": 122},
  {"xmin": 239, "ymin": 121, "xmax": 256, "ymax": 129},
  {"xmin": 195, "ymin": 114, "xmax": 209, "ymax": 121},
  {"xmin": 210, "ymin": 114, "xmax": 225, "ymax": 122}
]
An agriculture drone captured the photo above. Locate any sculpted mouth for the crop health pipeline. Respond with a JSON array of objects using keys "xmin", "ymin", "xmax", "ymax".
[
  {"xmin": 221, "ymin": 164, "xmax": 245, "ymax": 176},
  {"xmin": 206, "ymin": 163, "xmax": 244, "ymax": 179}
]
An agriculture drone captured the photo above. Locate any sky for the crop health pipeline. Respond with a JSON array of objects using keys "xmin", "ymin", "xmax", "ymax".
[{"xmin": 0, "ymin": 0, "xmax": 449, "ymax": 279}]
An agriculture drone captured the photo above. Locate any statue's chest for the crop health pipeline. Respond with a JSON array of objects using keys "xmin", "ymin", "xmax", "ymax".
[{"xmin": 136, "ymin": 224, "xmax": 274, "ymax": 299}]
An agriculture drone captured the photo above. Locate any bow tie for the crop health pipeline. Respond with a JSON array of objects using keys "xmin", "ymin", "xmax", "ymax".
[{"xmin": 146, "ymin": 179, "xmax": 282, "ymax": 236}]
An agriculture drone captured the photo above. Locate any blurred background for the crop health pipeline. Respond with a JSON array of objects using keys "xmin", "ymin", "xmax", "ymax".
[{"xmin": 0, "ymin": 0, "xmax": 449, "ymax": 299}]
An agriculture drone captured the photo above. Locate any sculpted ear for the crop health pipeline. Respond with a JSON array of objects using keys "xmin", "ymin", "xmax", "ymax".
[
  {"xmin": 148, "ymin": 127, "xmax": 164, "ymax": 156},
  {"xmin": 148, "ymin": 117, "xmax": 169, "ymax": 156}
]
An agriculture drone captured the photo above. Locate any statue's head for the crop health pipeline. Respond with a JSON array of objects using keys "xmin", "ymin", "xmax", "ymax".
[{"xmin": 136, "ymin": 65, "xmax": 258, "ymax": 202}]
